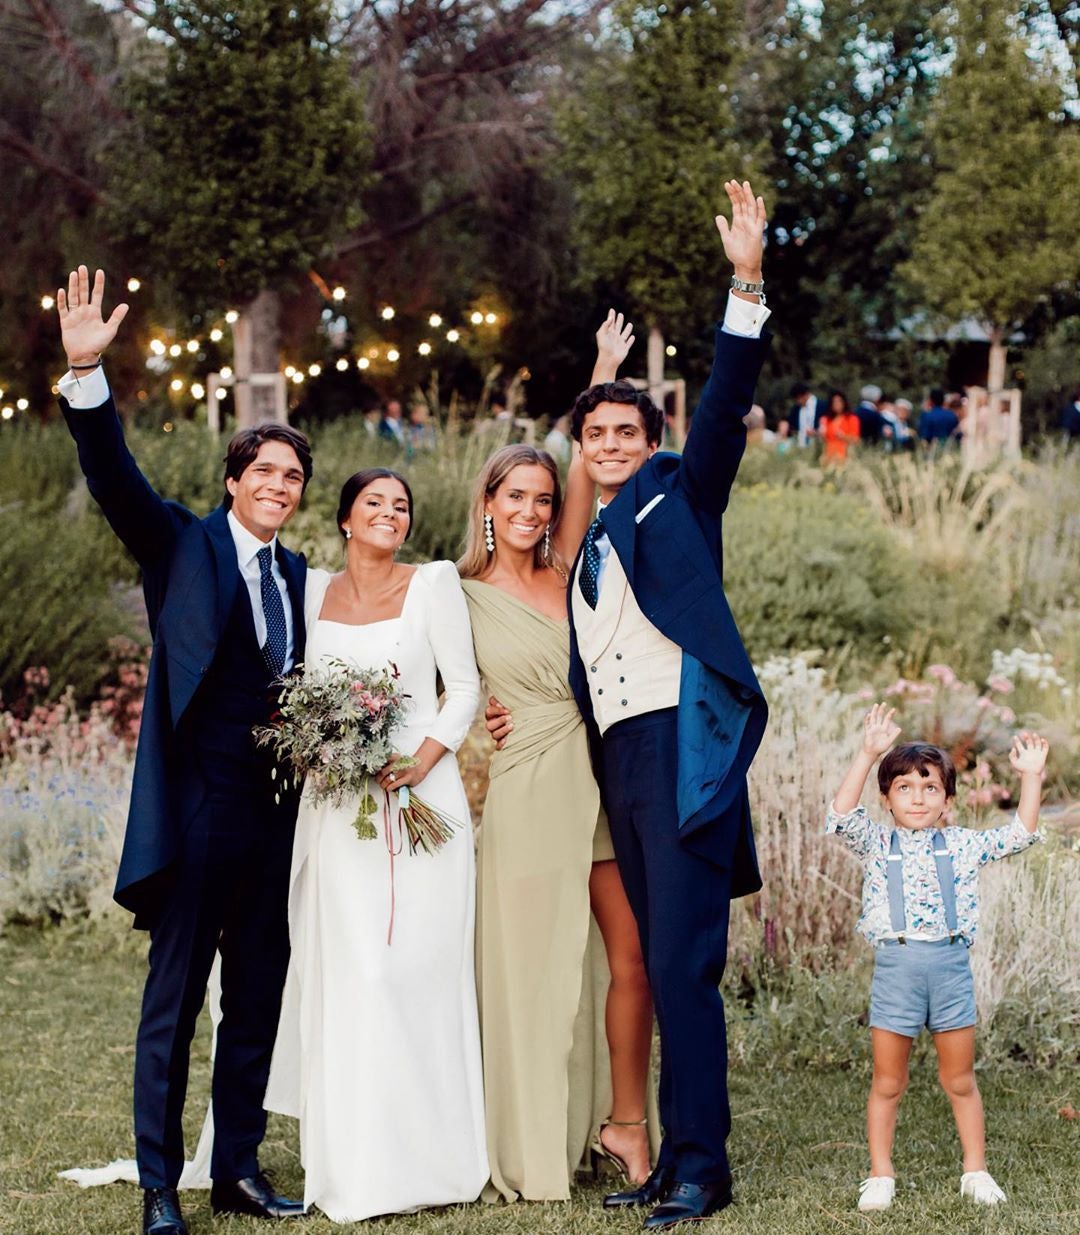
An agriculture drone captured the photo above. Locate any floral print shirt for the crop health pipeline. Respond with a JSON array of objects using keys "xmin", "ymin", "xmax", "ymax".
[{"xmin": 825, "ymin": 805, "xmax": 1041, "ymax": 945}]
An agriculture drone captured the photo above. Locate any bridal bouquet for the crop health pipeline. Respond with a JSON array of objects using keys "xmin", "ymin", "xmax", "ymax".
[{"xmin": 254, "ymin": 658, "xmax": 457, "ymax": 853}]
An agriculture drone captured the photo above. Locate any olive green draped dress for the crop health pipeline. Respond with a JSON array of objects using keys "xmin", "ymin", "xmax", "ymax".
[{"xmin": 462, "ymin": 579, "xmax": 619, "ymax": 1201}]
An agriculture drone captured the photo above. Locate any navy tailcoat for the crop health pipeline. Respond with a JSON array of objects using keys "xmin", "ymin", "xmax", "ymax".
[
  {"xmin": 568, "ymin": 325, "xmax": 770, "ymax": 897},
  {"xmin": 62, "ymin": 397, "xmax": 307, "ymax": 924}
]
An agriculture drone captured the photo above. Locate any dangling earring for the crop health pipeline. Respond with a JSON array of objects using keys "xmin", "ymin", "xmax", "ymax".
[
  {"xmin": 484, "ymin": 512, "xmax": 495, "ymax": 553},
  {"xmin": 543, "ymin": 525, "xmax": 552, "ymax": 564},
  {"xmin": 344, "ymin": 527, "xmax": 352, "ymax": 540}
]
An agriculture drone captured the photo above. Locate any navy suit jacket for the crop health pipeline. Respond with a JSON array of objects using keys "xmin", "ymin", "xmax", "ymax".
[
  {"xmin": 568, "ymin": 326, "xmax": 770, "ymax": 897},
  {"xmin": 62, "ymin": 398, "xmax": 307, "ymax": 922}
]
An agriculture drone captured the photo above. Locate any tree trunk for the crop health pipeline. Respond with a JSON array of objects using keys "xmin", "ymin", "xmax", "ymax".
[
  {"xmin": 647, "ymin": 323, "xmax": 665, "ymax": 407},
  {"xmin": 232, "ymin": 288, "xmax": 283, "ymax": 428},
  {"xmin": 986, "ymin": 325, "xmax": 1007, "ymax": 394}
]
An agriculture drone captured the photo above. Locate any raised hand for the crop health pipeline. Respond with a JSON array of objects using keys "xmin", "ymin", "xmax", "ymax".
[
  {"xmin": 596, "ymin": 309, "xmax": 635, "ymax": 367},
  {"xmin": 1009, "ymin": 731, "xmax": 1049, "ymax": 776},
  {"xmin": 57, "ymin": 266, "xmax": 129, "ymax": 367},
  {"xmin": 715, "ymin": 179, "xmax": 766, "ymax": 281},
  {"xmin": 862, "ymin": 702, "xmax": 901, "ymax": 757}
]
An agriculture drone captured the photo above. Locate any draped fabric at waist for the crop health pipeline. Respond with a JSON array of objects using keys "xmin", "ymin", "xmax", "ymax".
[{"xmin": 488, "ymin": 700, "xmax": 585, "ymax": 781}]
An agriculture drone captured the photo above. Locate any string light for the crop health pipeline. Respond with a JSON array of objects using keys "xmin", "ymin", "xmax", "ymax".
[
  {"xmin": 332, "ymin": 286, "xmax": 346, "ymax": 302},
  {"xmin": 484, "ymin": 312, "xmax": 497, "ymax": 325},
  {"xmin": 308, "ymin": 363, "xmax": 321, "ymax": 377},
  {"xmin": 127, "ymin": 278, "xmax": 141, "ymax": 292},
  {"xmin": 225, "ymin": 310, "xmax": 239, "ymax": 324},
  {"xmin": 386, "ymin": 348, "xmax": 400, "ymax": 363},
  {"xmin": 335, "ymin": 358, "xmax": 349, "ymax": 372},
  {"xmin": 446, "ymin": 329, "xmax": 460, "ymax": 343},
  {"xmin": 163, "ymin": 422, "xmax": 174, "ymax": 432},
  {"xmin": 665, "ymin": 344, "xmax": 677, "ymax": 357},
  {"xmin": 16, "ymin": 398, "xmax": 29, "ymax": 411},
  {"xmin": 357, "ymin": 357, "xmax": 370, "ymax": 370},
  {"xmin": 381, "ymin": 306, "xmax": 395, "ymax": 321},
  {"xmin": 368, "ymin": 347, "xmax": 380, "ymax": 359},
  {"xmin": 470, "ymin": 311, "xmax": 483, "ymax": 325},
  {"xmin": 292, "ymin": 371, "xmax": 305, "ymax": 384},
  {"xmin": 41, "ymin": 295, "xmax": 55, "ymax": 311},
  {"xmin": 284, "ymin": 365, "xmax": 296, "ymax": 377},
  {"xmin": 150, "ymin": 339, "xmax": 167, "ymax": 356},
  {"xmin": 190, "ymin": 383, "xmax": 205, "ymax": 400},
  {"xmin": 215, "ymin": 388, "xmax": 228, "ymax": 401},
  {"xmin": 186, "ymin": 340, "xmax": 199, "ymax": 353},
  {"xmin": 209, "ymin": 327, "xmax": 224, "ymax": 342},
  {"xmin": 220, "ymin": 365, "xmax": 233, "ymax": 379},
  {"xmin": 170, "ymin": 378, "xmax": 184, "ymax": 392},
  {"xmin": 168, "ymin": 344, "xmax": 182, "ymax": 357},
  {"xmin": 418, "ymin": 342, "xmax": 432, "ymax": 356},
  {"xmin": 1, "ymin": 406, "xmax": 13, "ymax": 420},
  {"xmin": 428, "ymin": 313, "xmax": 443, "ymax": 328}
]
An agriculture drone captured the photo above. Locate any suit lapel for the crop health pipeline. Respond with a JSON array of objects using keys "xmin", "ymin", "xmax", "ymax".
[{"xmin": 204, "ymin": 506, "xmax": 242, "ymax": 634}]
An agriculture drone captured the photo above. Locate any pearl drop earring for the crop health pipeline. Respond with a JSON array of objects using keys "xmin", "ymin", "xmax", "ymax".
[
  {"xmin": 344, "ymin": 528, "xmax": 352, "ymax": 540},
  {"xmin": 484, "ymin": 512, "xmax": 495, "ymax": 553}
]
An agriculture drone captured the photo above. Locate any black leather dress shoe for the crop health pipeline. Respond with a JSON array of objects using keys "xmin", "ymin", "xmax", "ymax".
[
  {"xmin": 142, "ymin": 1187, "xmax": 188, "ymax": 1235},
  {"xmin": 210, "ymin": 1171, "xmax": 305, "ymax": 1219},
  {"xmin": 642, "ymin": 1178, "xmax": 733, "ymax": 1230},
  {"xmin": 603, "ymin": 1163, "xmax": 673, "ymax": 1210}
]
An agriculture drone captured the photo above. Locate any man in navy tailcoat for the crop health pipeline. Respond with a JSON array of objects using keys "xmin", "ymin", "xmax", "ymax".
[{"xmin": 56, "ymin": 267, "xmax": 308, "ymax": 1235}]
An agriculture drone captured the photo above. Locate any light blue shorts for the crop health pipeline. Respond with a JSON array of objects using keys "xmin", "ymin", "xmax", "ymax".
[{"xmin": 869, "ymin": 938, "xmax": 976, "ymax": 1038}]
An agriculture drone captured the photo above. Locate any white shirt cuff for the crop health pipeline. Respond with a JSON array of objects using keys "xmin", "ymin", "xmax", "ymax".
[
  {"xmin": 57, "ymin": 366, "xmax": 111, "ymax": 409},
  {"xmin": 721, "ymin": 291, "xmax": 770, "ymax": 338}
]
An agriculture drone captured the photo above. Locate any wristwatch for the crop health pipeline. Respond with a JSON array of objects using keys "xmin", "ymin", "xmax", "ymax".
[{"xmin": 729, "ymin": 275, "xmax": 766, "ymax": 303}]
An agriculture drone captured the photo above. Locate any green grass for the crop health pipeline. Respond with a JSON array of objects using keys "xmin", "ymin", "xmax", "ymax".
[{"xmin": 1, "ymin": 926, "xmax": 1077, "ymax": 1234}]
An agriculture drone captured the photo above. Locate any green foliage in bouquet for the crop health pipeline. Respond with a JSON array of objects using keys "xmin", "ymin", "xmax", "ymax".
[{"xmin": 255, "ymin": 658, "xmax": 406, "ymax": 840}]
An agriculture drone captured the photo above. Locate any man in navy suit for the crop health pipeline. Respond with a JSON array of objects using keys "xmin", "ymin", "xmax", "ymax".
[
  {"xmin": 56, "ymin": 268, "xmax": 308, "ymax": 1235},
  {"xmin": 567, "ymin": 181, "xmax": 770, "ymax": 1229}
]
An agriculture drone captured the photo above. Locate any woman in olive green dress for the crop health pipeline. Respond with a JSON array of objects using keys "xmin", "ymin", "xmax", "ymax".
[{"xmin": 458, "ymin": 315, "xmax": 655, "ymax": 1202}]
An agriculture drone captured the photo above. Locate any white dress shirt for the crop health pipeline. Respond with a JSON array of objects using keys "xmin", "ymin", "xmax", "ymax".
[{"xmin": 58, "ymin": 366, "xmax": 295, "ymax": 669}]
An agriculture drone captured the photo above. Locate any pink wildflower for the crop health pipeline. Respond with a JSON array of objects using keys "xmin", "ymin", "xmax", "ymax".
[{"xmin": 987, "ymin": 675, "xmax": 1014, "ymax": 694}]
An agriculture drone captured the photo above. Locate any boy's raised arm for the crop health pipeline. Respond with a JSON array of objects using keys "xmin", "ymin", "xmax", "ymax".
[{"xmin": 833, "ymin": 703, "xmax": 901, "ymax": 814}]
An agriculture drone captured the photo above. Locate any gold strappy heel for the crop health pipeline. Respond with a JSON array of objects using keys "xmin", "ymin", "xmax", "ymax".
[{"xmin": 589, "ymin": 1117, "xmax": 649, "ymax": 1184}]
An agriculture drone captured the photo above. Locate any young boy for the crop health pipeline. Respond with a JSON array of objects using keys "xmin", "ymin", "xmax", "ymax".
[{"xmin": 827, "ymin": 703, "xmax": 1048, "ymax": 1211}]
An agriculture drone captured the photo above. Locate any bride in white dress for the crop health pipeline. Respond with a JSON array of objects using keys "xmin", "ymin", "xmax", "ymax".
[{"xmin": 264, "ymin": 467, "xmax": 488, "ymax": 1221}]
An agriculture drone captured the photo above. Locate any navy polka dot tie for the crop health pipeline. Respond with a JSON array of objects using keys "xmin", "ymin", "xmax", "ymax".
[
  {"xmin": 258, "ymin": 545, "xmax": 288, "ymax": 676},
  {"xmin": 579, "ymin": 517, "xmax": 604, "ymax": 609}
]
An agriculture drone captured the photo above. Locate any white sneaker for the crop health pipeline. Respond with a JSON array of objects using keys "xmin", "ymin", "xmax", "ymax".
[
  {"xmin": 857, "ymin": 1176, "xmax": 896, "ymax": 1211},
  {"xmin": 960, "ymin": 1170, "xmax": 1006, "ymax": 1205}
]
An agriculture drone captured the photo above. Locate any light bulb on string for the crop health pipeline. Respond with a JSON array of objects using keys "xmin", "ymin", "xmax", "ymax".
[
  {"xmin": 186, "ymin": 340, "xmax": 199, "ymax": 354},
  {"xmin": 284, "ymin": 365, "xmax": 296, "ymax": 377},
  {"xmin": 428, "ymin": 313, "xmax": 443, "ymax": 328},
  {"xmin": 127, "ymin": 278, "xmax": 141, "ymax": 293},
  {"xmin": 41, "ymin": 295, "xmax": 55, "ymax": 311},
  {"xmin": 1, "ymin": 406, "xmax": 13, "ymax": 420},
  {"xmin": 292, "ymin": 372, "xmax": 304, "ymax": 384},
  {"xmin": 381, "ymin": 306, "xmax": 395, "ymax": 321},
  {"xmin": 16, "ymin": 398, "xmax": 29, "ymax": 411},
  {"xmin": 665, "ymin": 345, "xmax": 677, "ymax": 357},
  {"xmin": 225, "ymin": 310, "xmax": 239, "ymax": 324},
  {"xmin": 357, "ymin": 357, "xmax": 370, "ymax": 371},
  {"xmin": 215, "ymin": 388, "xmax": 228, "ymax": 401},
  {"xmin": 168, "ymin": 344, "xmax": 182, "ymax": 358},
  {"xmin": 470, "ymin": 311, "xmax": 483, "ymax": 325},
  {"xmin": 335, "ymin": 358, "xmax": 349, "ymax": 372},
  {"xmin": 418, "ymin": 342, "xmax": 432, "ymax": 356},
  {"xmin": 308, "ymin": 363, "xmax": 321, "ymax": 377},
  {"xmin": 190, "ymin": 383, "xmax": 205, "ymax": 400},
  {"xmin": 332, "ymin": 286, "xmax": 347, "ymax": 302},
  {"xmin": 446, "ymin": 329, "xmax": 460, "ymax": 343},
  {"xmin": 484, "ymin": 312, "xmax": 497, "ymax": 325},
  {"xmin": 150, "ymin": 340, "xmax": 167, "ymax": 356},
  {"xmin": 387, "ymin": 349, "xmax": 400, "ymax": 363},
  {"xmin": 220, "ymin": 365, "xmax": 233, "ymax": 379},
  {"xmin": 170, "ymin": 378, "xmax": 184, "ymax": 392},
  {"xmin": 209, "ymin": 328, "xmax": 224, "ymax": 342}
]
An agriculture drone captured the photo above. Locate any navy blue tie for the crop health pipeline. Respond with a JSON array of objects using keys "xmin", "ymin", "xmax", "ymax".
[
  {"xmin": 579, "ymin": 517, "xmax": 604, "ymax": 609},
  {"xmin": 258, "ymin": 545, "xmax": 288, "ymax": 676}
]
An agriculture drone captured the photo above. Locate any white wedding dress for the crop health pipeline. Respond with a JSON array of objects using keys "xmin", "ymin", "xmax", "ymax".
[
  {"xmin": 62, "ymin": 561, "xmax": 488, "ymax": 1220},
  {"xmin": 262, "ymin": 561, "xmax": 488, "ymax": 1221}
]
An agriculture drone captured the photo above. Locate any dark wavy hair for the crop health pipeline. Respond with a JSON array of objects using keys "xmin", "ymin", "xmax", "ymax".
[
  {"xmin": 222, "ymin": 423, "xmax": 313, "ymax": 510},
  {"xmin": 570, "ymin": 380, "xmax": 665, "ymax": 447},
  {"xmin": 336, "ymin": 468, "xmax": 414, "ymax": 541},
  {"xmin": 878, "ymin": 742, "xmax": 956, "ymax": 798}
]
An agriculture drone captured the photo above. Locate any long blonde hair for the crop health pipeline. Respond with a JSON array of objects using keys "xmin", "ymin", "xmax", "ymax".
[{"xmin": 457, "ymin": 444, "xmax": 567, "ymax": 579}]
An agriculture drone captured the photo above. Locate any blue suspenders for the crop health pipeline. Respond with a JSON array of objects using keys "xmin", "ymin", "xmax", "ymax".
[{"xmin": 886, "ymin": 829, "xmax": 960, "ymax": 944}]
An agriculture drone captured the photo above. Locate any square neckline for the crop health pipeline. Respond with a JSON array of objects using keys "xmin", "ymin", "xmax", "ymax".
[{"xmin": 315, "ymin": 565, "xmax": 421, "ymax": 628}]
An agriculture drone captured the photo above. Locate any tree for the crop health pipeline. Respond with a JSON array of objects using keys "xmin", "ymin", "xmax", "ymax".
[
  {"xmin": 901, "ymin": 0, "xmax": 1080, "ymax": 393},
  {"xmin": 556, "ymin": 0, "xmax": 751, "ymax": 389},
  {"xmin": 107, "ymin": 1, "xmax": 369, "ymax": 424}
]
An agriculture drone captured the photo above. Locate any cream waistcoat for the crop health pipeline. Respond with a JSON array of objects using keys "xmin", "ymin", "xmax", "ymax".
[{"xmin": 572, "ymin": 543, "xmax": 681, "ymax": 735}]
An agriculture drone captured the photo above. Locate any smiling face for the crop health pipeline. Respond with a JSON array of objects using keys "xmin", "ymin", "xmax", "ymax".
[
  {"xmin": 485, "ymin": 463, "xmax": 555, "ymax": 555},
  {"xmin": 578, "ymin": 402, "xmax": 657, "ymax": 501},
  {"xmin": 883, "ymin": 766, "xmax": 950, "ymax": 830},
  {"xmin": 225, "ymin": 441, "xmax": 306, "ymax": 542},
  {"xmin": 342, "ymin": 476, "xmax": 411, "ymax": 554}
]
